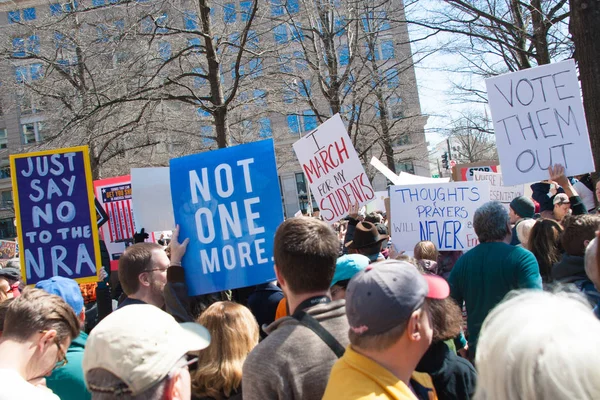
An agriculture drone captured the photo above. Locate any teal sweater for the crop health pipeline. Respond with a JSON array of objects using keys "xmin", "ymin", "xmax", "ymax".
[
  {"xmin": 46, "ymin": 332, "xmax": 91, "ymax": 400},
  {"xmin": 448, "ymin": 242, "xmax": 542, "ymax": 353}
]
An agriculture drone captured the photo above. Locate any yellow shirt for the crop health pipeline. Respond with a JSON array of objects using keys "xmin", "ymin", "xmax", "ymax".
[{"xmin": 323, "ymin": 346, "xmax": 436, "ymax": 400}]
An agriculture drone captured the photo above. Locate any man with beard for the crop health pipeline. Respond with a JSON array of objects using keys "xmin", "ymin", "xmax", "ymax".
[{"xmin": 117, "ymin": 243, "xmax": 170, "ymax": 309}]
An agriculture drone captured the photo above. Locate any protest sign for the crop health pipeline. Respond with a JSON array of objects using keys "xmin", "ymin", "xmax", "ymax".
[
  {"xmin": 294, "ymin": 114, "xmax": 375, "ymax": 223},
  {"xmin": 390, "ymin": 181, "xmax": 490, "ymax": 252},
  {"xmin": 366, "ymin": 191, "xmax": 388, "ymax": 213},
  {"xmin": 94, "ymin": 175, "xmax": 135, "ymax": 271},
  {"xmin": 95, "ymin": 198, "xmax": 109, "ymax": 228},
  {"xmin": 485, "ymin": 60, "xmax": 594, "ymax": 185},
  {"xmin": 0, "ymin": 240, "xmax": 16, "ymax": 267},
  {"xmin": 452, "ymin": 162, "xmax": 500, "ymax": 181},
  {"xmin": 370, "ymin": 156, "xmax": 401, "ymax": 185},
  {"xmin": 170, "ymin": 139, "xmax": 284, "ymax": 296},
  {"xmin": 473, "ymin": 171, "xmax": 524, "ymax": 210},
  {"xmin": 131, "ymin": 167, "xmax": 174, "ymax": 232},
  {"xmin": 397, "ymin": 171, "xmax": 451, "ymax": 184},
  {"xmin": 10, "ymin": 146, "xmax": 101, "ymax": 285}
]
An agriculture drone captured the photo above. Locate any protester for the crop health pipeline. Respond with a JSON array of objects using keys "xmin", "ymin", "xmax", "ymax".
[
  {"xmin": 526, "ymin": 219, "xmax": 564, "ymax": 283},
  {"xmin": 117, "ymin": 241, "xmax": 172, "ymax": 309},
  {"xmin": 330, "ymin": 254, "xmax": 370, "ymax": 301},
  {"xmin": 35, "ymin": 277, "xmax": 90, "ymax": 400},
  {"xmin": 192, "ymin": 302, "xmax": 259, "ymax": 400},
  {"xmin": 515, "ymin": 218, "xmax": 536, "ymax": 249},
  {"xmin": 83, "ymin": 304, "xmax": 210, "ymax": 400},
  {"xmin": 448, "ymin": 201, "xmax": 542, "ymax": 358},
  {"xmin": 323, "ymin": 260, "xmax": 449, "ymax": 400},
  {"xmin": 0, "ymin": 288, "xmax": 80, "ymax": 400},
  {"xmin": 584, "ymin": 238, "xmax": 600, "ymax": 318},
  {"xmin": 345, "ymin": 221, "xmax": 389, "ymax": 263},
  {"xmin": 414, "ymin": 241, "xmax": 440, "ymax": 275},
  {"xmin": 551, "ymin": 214, "xmax": 600, "ymax": 305},
  {"xmin": 508, "ymin": 196, "xmax": 536, "ymax": 245},
  {"xmin": 552, "ymin": 193, "xmax": 572, "ymax": 222},
  {"xmin": 475, "ymin": 291, "xmax": 600, "ymax": 400},
  {"xmin": 415, "ymin": 297, "xmax": 477, "ymax": 400},
  {"xmin": 0, "ymin": 266, "xmax": 21, "ymax": 299},
  {"xmin": 243, "ymin": 217, "xmax": 347, "ymax": 400},
  {"xmin": 246, "ymin": 282, "xmax": 284, "ymax": 337},
  {"xmin": 531, "ymin": 164, "xmax": 587, "ymax": 221},
  {"xmin": 572, "ymin": 173, "xmax": 596, "ymax": 213}
]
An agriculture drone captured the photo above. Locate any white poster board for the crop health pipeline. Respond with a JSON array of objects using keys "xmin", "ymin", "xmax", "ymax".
[
  {"xmin": 293, "ymin": 114, "xmax": 375, "ymax": 223},
  {"xmin": 366, "ymin": 191, "xmax": 388, "ymax": 213},
  {"xmin": 397, "ymin": 171, "xmax": 451, "ymax": 184},
  {"xmin": 390, "ymin": 181, "xmax": 490, "ymax": 252},
  {"xmin": 131, "ymin": 167, "xmax": 175, "ymax": 232},
  {"xmin": 485, "ymin": 59, "xmax": 594, "ymax": 186},
  {"xmin": 473, "ymin": 171, "xmax": 524, "ymax": 211}
]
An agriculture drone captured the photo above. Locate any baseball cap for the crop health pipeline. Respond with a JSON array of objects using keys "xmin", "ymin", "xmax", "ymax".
[
  {"xmin": 331, "ymin": 255, "xmax": 370, "ymax": 287},
  {"xmin": 345, "ymin": 260, "xmax": 449, "ymax": 336},
  {"xmin": 83, "ymin": 304, "xmax": 210, "ymax": 396},
  {"xmin": 553, "ymin": 193, "xmax": 570, "ymax": 205},
  {"xmin": 35, "ymin": 276, "xmax": 84, "ymax": 315}
]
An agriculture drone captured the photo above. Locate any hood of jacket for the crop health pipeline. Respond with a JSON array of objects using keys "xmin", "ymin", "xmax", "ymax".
[{"xmin": 552, "ymin": 254, "xmax": 587, "ymax": 283}]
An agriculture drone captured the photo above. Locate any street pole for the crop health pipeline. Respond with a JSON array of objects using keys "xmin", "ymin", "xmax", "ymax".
[
  {"xmin": 293, "ymin": 79, "xmax": 312, "ymax": 215},
  {"xmin": 446, "ymin": 138, "xmax": 452, "ymax": 161}
]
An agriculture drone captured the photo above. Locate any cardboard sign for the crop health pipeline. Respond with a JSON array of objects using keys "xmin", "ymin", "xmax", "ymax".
[
  {"xmin": 452, "ymin": 162, "xmax": 499, "ymax": 182},
  {"xmin": 294, "ymin": 114, "xmax": 375, "ymax": 223},
  {"xmin": 131, "ymin": 167, "xmax": 175, "ymax": 232},
  {"xmin": 485, "ymin": 60, "xmax": 595, "ymax": 185},
  {"xmin": 390, "ymin": 181, "xmax": 490, "ymax": 252},
  {"xmin": 0, "ymin": 240, "xmax": 17, "ymax": 267},
  {"xmin": 10, "ymin": 146, "xmax": 101, "ymax": 285},
  {"xmin": 94, "ymin": 175, "xmax": 136, "ymax": 271},
  {"xmin": 473, "ymin": 171, "xmax": 524, "ymax": 210},
  {"xmin": 170, "ymin": 139, "xmax": 284, "ymax": 296}
]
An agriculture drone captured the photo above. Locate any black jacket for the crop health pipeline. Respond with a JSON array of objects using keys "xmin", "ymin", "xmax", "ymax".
[{"xmin": 415, "ymin": 341, "xmax": 477, "ymax": 400}]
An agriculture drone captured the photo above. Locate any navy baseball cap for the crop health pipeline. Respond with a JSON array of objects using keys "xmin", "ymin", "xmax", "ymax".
[
  {"xmin": 35, "ymin": 276, "xmax": 85, "ymax": 315},
  {"xmin": 345, "ymin": 260, "xmax": 449, "ymax": 336}
]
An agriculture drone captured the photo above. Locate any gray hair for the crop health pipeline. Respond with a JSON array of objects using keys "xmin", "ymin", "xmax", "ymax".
[
  {"xmin": 473, "ymin": 202, "xmax": 510, "ymax": 243},
  {"xmin": 475, "ymin": 290, "xmax": 600, "ymax": 400},
  {"xmin": 585, "ymin": 237, "xmax": 599, "ymax": 288}
]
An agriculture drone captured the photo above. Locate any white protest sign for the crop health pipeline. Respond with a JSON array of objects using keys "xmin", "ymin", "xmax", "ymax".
[
  {"xmin": 390, "ymin": 181, "xmax": 490, "ymax": 251},
  {"xmin": 473, "ymin": 171, "xmax": 524, "ymax": 210},
  {"xmin": 485, "ymin": 59, "xmax": 594, "ymax": 186},
  {"xmin": 293, "ymin": 114, "xmax": 375, "ymax": 223},
  {"xmin": 366, "ymin": 191, "xmax": 388, "ymax": 213},
  {"xmin": 369, "ymin": 156, "xmax": 401, "ymax": 185},
  {"xmin": 131, "ymin": 167, "xmax": 175, "ymax": 232},
  {"xmin": 398, "ymin": 171, "xmax": 451, "ymax": 184}
]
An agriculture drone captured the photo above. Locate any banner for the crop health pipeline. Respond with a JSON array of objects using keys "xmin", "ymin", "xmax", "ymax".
[
  {"xmin": 452, "ymin": 162, "xmax": 499, "ymax": 181},
  {"xmin": 485, "ymin": 59, "xmax": 594, "ymax": 185},
  {"xmin": 473, "ymin": 171, "xmax": 524, "ymax": 210},
  {"xmin": 131, "ymin": 167, "xmax": 175, "ymax": 232},
  {"xmin": 0, "ymin": 240, "xmax": 17, "ymax": 267},
  {"xmin": 10, "ymin": 146, "xmax": 101, "ymax": 285},
  {"xmin": 390, "ymin": 181, "xmax": 490, "ymax": 252},
  {"xmin": 170, "ymin": 139, "xmax": 284, "ymax": 296},
  {"xmin": 294, "ymin": 114, "xmax": 375, "ymax": 223}
]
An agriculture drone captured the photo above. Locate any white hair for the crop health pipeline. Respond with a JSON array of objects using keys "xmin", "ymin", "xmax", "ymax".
[
  {"xmin": 584, "ymin": 237, "xmax": 599, "ymax": 288},
  {"xmin": 516, "ymin": 219, "xmax": 536, "ymax": 248},
  {"xmin": 475, "ymin": 290, "xmax": 600, "ymax": 400}
]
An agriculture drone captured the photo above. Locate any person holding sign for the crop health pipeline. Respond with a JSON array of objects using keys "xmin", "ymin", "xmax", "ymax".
[{"xmin": 448, "ymin": 202, "xmax": 542, "ymax": 358}]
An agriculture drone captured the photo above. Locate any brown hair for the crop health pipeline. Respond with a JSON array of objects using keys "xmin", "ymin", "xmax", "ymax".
[
  {"xmin": 273, "ymin": 218, "xmax": 339, "ymax": 294},
  {"xmin": 3, "ymin": 288, "xmax": 79, "ymax": 342},
  {"xmin": 0, "ymin": 298, "xmax": 14, "ymax": 333},
  {"xmin": 528, "ymin": 219, "xmax": 564, "ymax": 282},
  {"xmin": 414, "ymin": 241, "xmax": 438, "ymax": 262},
  {"xmin": 192, "ymin": 302, "xmax": 259, "ymax": 400},
  {"xmin": 561, "ymin": 215, "xmax": 600, "ymax": 257},
  {"xmin": 428, "ymin": 298, "xmax": 463, "ymax": 342},
  {"xmin": 118, "ymin": 242, "xmax": 163, "ymax": 295}
]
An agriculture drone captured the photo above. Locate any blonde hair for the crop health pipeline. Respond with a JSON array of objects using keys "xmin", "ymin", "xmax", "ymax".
[
  {"xmin": 516, "ymin": 219, "xmax": 536, "ymax": 247},
  {"xmin": 192, "ymin": 302, "xmax": 259, "ymax": 400},
  {"xmin": 414, "ymin": 241, "xmax": 438, "ymax": 262},
  {"xmin": 475, "ymin": 291, "xmax": 600, "ymax": 400}
]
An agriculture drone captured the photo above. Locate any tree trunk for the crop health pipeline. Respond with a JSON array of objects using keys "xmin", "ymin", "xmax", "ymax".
[{"xmin": 570, "ymin": 0, "xmax": 600, "ymax": 178}]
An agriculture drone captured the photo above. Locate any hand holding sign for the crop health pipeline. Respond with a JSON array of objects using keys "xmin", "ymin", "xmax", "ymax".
[{"xmin": 170, "ymin": 225, "xmax": 189, "ymax": 266}]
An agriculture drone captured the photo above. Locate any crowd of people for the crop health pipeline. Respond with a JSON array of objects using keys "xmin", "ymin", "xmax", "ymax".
[{"xmin": 1, "ymin": 163, "xmax": 600, "ymax": 400}]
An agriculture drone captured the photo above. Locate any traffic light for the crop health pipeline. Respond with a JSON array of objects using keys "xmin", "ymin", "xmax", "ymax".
[{"xmin": 441, "ymin": 152, "xmax": 449, "ymax": 170}]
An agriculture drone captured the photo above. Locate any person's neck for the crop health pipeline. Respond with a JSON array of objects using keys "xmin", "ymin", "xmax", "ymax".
[
  {"xmin": 129, "ymin": 291, "xmax": 163, "ymax": 309},
  {"xmin": 352, "ymin": 344, "xmax": 418, "ymax": 385},
  {"xmin": 286, "ymin": 290, "xmax": 330, "ymax": 315},
  {"xmin": 0, "ymin": 339, "xmax": 34, "ymax": 379}
]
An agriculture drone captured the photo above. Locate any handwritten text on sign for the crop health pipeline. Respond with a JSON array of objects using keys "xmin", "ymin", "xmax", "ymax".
[
  {"xmin": 293, "ymin": 114, "xmax": 375, "ymax": 223},
  {"xmin": 170, "ymin": 139, "xmax": 284, "ymax": 296},
  {"xmin": 473, "ymin": 171, "xmax": 524, "ymax": 210},
  {"xmin": 11, "ymin": 148, "xmax": 100, "ymax": 285},
  {"xmin": 485, "ymin": 60, "xmax": 594, "ymax": 186},
  {"xmin": 390, "ymin": 182, "xmax": 490, "ymax": 251}
]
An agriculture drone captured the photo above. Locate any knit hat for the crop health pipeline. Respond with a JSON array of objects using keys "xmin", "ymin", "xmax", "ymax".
[{"xmin": 509, "ymin": 196, "xmax": 535, "ymax": 218}]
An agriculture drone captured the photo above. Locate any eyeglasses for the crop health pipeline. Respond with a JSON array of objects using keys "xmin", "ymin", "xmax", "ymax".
[
  {"xmin": 39, "ymin": 330, "xmax": 68, "ymax": 369},
  {"xmin": 145, "ymin": 267, "xmax": 168, "ymax": 273}
]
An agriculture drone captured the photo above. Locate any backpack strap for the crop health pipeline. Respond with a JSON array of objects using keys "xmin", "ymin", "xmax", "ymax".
[{"xmin": 292, "ymin": 311, "xmax": 346, "ymax": 358}]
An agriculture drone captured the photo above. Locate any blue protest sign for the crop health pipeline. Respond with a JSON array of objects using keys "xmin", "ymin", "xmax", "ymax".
[
  {"xmin": 170, "ymin": 139, "xmax": 284, "ymax": 296},
  {"xmin": 10, "ymin": 146, "xmax": 101, "ymax": 285}
]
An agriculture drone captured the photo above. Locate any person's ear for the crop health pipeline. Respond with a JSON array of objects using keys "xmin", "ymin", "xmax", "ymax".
[
  {"xmin": 406, "ymin": 310, "xmax": 422, "ymax": 342},
  {"xmin": 166, "ymin": 369, "xmax": 187, "ymax": 400},
  {"xmin": 584, "ymin": 239, "xmax": 591, "ymax": 248},
  {"xmin": 138, "ymin": 272, "xmax": 151, "ymax": 288},
  {"xmin": 274, "ymin": 265, "xmax": 286, "ymax": 288},
  {"xmin": 38, "ymin": 329, "xmax": 57, "ymax": 353}
]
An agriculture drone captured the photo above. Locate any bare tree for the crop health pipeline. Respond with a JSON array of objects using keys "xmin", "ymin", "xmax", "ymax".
[{"xmin": 446, "ymin": 111, "xmax": 497, "ymax": 163}]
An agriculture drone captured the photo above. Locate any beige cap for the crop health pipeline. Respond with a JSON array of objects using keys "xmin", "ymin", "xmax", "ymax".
[
  {"xmin": 83, "ymin": 304, "xmax": 210, "ymax": 396},
  {"xmin": 553, "ymin": 193, "xmax": 570, "ymax": 206}
]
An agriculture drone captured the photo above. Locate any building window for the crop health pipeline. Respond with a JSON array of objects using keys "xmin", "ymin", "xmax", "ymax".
[
  {"xmin": 288, "ymin": 0, "xmax": 300, "ymax": 14},
  {"xmin": 158, "ymin": 41, "xmax": 171, "ymax": 61},
  {"xmin": 293, "ymin": 51, "xmax": 307, "ymax": 70},
  {"xmin": 184, "ymin": 11, "xmax": 198, "ymax": 30},
  {"xmin": 295, "ymin": 173, "xmax": 316, "ymax": 213},
  {"xmin": 249, "ymin": 58, "xmax": 263, "ymax": 77},
  {"xmin": 259, "ymin": 118, "xmax": 272, "ymax": 138},
  {"xmin": 192, "ymin": 67, "xmax": 206, "ymax": 88},
  {"xmin": 389, "ymin": 96, "xmax": 403, "ymax": 119},
  {"xmin": 156, "ymin": 13, "xmax": 168, "ymax": 34},
  {"xmin": 396, "ymin": 160, "xmax": 415, "ymax": 174},
  {"xmin": 49, "ymin": 4, "xmax": 62, "ymax": 16},
  {"xmin": 338, "ymin": 44, "xmax": 349, "ymax": 66},
  {"xmin": 253, "ymin": 89, "xmax": 266, "ymax": 106},
  {"xmin": 287, "ymin": 114, "xmax": 299, "ymax": 134},
  {"xmin": 240, "ymin": 1, "xmax": 252, "ymax": 22},
  {"xmin": 385, "ymin": 68, "xmax": 399, "ymax": 88},
  {"xmin": 303, "ymin": 110, "xmax": 317, "ymax": 131},
  {"xmin": 395, "ymin": 135, "xmax": 411, "ymax": 147},
  {"xmin": 8, "ymin": 11, "xmax": 21, "ymax": 23},
  {"xmin": 21, "ymin": 121, "xmax": 44, "ymax": 144},
  {"xmin": 271, "ymin": 0, "xmax": 284, "ymax": 16},
  {"xmin": 290, "ymin": 23, "xmax": 304, "ymax": 41},
  {"xmin": 188, "ymin": 38, "xmax": 202, "ymax": 52},
  {"xmin": 224, "ymin": 3, "xmax": 236, "ymax": 24},
  {"xmin": 15, "ymin": 63, "xmax": 43, "ymax": 83},
  {"xmin": 0, "ymin": 129, "xmax": 7, "ymax": 149},
  {"xmin": 274, "ymin": 24, "xmax": 287, "ymax": 44},
  {"xmin": 92, "ymin": 0, "xmax": 105, "ymax": 6},
  {"xmin": 381, "ymin": 40, "xmax": 395, "ymax": 60},
  {"xmin": 12, "ymin": 38, "xmax": 25, "ymax": 58},
  {"xmin": 140, "ymin": 17, "xmax": 154, "ymax": 33},
  {"xmin": 200, "ymin": 126, "xmax": 213, "ymax": 145}
]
